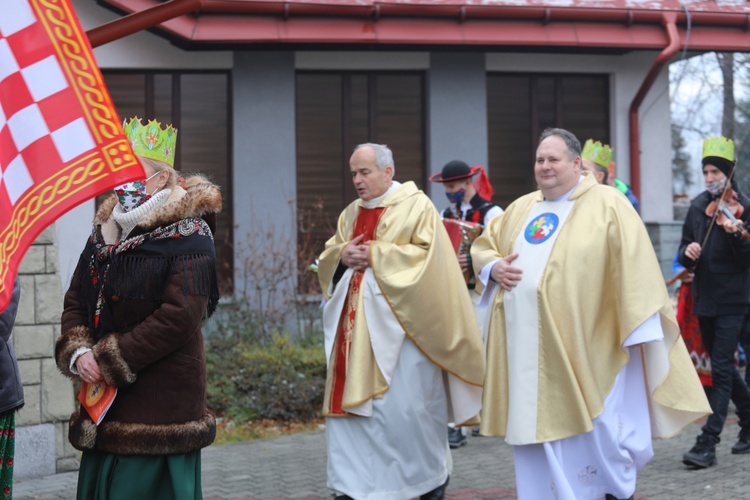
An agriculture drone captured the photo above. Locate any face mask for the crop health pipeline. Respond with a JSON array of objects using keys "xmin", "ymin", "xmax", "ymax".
[
  {"xmin": 114, "ymin": 171, "xmax": 161, "ymax": 212},
  {"xmin": 446, "ymin": 188, "xmax": 466, "ymax": 205},
  {"xmin": 706, "ymin": 178, "xmax": 726, "ymax": 197}
]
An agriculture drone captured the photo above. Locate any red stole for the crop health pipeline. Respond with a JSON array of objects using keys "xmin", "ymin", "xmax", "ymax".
[{"xmin": 328, "ymin": 207, "xmax": 386, "ymax": 415}]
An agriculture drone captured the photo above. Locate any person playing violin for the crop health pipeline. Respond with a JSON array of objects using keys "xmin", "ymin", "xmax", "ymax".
[{"xmin": 680, "ymin": 135, "xmax": 750, "ymax": 469}]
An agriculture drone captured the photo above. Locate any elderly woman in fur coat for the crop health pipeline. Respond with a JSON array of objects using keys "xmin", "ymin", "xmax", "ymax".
[{"xmin": 55, "ymin": 118, "xmax": 221, "ymax": 499}]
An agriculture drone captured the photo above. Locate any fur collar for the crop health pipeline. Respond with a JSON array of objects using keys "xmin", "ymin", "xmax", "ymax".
[{"xmin": 96, "ymin": 175, "xmax": 222, "ymax": 240}]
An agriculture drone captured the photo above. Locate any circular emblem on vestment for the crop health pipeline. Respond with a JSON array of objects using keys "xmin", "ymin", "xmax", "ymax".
[{"xmin": 524, "ymin": 212, "xmax": 559, "ymax": 244}]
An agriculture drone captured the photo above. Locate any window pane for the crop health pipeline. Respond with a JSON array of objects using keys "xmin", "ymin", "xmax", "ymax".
[
  {"xmin": 296, "ymin": 74, "xmax": 344, "ymax": 229},
  {"xmin": 560, "ymin": 76, "xmax": 609, "ymax": 144},
  {"xmin": 487, "ymin": 74, "xmax": 535, "ymax": 209},
  {"xmin": 103, "ymin": 73, "xmax": 146, "ymax": 120},
  {"xmin": 536, "ymin": 76, "xmax": 556, "ymax": 132},
  {"xmin": 180, "ymin": 73, "xmax": 231, "ymax": 290},
  {"xmin": 349, "ymin": 75, "xmax": 369, "ymax": 148},
  {"xmin": 374, "ymin": 74, "xmax": 424, "ymax": 189},
  {"xmin": 180, "ymin": 74, "xmax": 228, "ymax": 176},
  {"xmin": 153, "ymin": 74, "xmax": 173, "ymax": 126}
]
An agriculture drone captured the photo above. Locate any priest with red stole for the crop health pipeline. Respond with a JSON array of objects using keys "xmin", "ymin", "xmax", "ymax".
[{"xmin": 317, "ymin": 143, "xmax": 485, "ymax": 499}]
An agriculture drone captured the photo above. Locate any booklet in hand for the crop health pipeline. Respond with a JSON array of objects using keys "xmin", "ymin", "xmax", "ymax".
[{"xmin": 78, "ymin": 381, "xmax": 117, "ymax": 426}]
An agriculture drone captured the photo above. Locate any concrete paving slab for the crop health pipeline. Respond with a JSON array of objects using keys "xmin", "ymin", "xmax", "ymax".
[{"xmin": 15, "ymin": 417, "xmax": 750, "ymax": 499}]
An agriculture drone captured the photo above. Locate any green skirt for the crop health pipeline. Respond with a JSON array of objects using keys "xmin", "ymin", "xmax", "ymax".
[{"xmin": 77, "ymin": 449, "xmax": 202, "ymax": 500}]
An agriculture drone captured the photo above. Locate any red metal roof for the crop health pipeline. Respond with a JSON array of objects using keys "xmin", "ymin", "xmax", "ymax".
[{"xmin": 94, "ymin": 0, "xmax": 750, "ymax": 50}]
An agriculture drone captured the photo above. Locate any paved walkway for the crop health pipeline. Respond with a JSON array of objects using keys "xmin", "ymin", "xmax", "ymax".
[{"xmin": 15, "ymin": 416, "xmax": 750, "ymax": 500}]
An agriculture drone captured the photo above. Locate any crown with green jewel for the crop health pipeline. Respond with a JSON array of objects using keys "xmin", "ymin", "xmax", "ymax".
[
  {"xmin": 702, "ymin": 135, "xmax": 735, "ymax": 162},
  {"xmin": 123, "ymin": 117, "xmax": 178, "ymax": 167},
  {"xmin": 581, "ymin": 139, "xmax": 613, "ymax": 168}
]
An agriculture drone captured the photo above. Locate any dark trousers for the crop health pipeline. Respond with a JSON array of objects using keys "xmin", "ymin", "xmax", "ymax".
[{"xmin": 699, "ymin": 315, "xmax": 750, "ymax": 438}]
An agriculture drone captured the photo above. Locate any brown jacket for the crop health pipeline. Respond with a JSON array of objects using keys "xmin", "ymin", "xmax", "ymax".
[{"xmin": 56, "ymin": 176, "xmax": 221, "ymax": 455}]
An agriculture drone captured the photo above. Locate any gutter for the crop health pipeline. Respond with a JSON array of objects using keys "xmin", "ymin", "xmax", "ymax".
[
  {"xmin": 628, "ymin": 12, "xmax": 680, "ymax": 206},
  {"xmin": 86, "ymin": 0, "xmax": 205, "ymax": 48},
  {"xmin": 90, "ymin": 0, "xmax": 750, "ymax": 47},
  {"xmin": 198, "ymin": 1, "xmax": 749, "ymax": 28}
]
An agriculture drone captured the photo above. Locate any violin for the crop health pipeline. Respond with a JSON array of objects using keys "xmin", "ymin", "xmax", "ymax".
[{"xmin": 705, "ymin": 188, "xmax": 750, "ymax": 239}]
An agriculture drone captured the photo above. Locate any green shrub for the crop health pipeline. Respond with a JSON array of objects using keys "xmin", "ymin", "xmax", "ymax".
[{"xmin": 206, "ymin": 332, "xmax": 326, "ymax": 422}]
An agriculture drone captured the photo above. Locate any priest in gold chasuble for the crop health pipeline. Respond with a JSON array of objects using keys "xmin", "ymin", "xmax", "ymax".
[
  {"xmin": 471, "ymin": 129, "xmax": 710, "ymax": 500},
  {"xmin": 318, "ymin": 143, "xmax": 485, "ymax": 500}
]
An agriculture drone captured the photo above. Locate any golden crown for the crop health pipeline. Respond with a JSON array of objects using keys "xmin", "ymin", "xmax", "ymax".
[
  {"xmin": 123, "ymin": 117, "xmax": 178, "ymax": 167},
  {"xmin": 702, "ymin": 135, "xmax": 735, "ymax": 162},
  {"xmin": 581, "ymin": 139, "xmax": 613, "ymax": 169}
]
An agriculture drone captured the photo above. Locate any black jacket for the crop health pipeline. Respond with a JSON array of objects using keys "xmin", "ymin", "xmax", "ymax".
[
  {"xmin": 442, "ymin": 193, "xmax": 498, "ymax": 225},
  {"xmin": 678, "ymin": 189, "xmax": 750, "ymax": 316},
  {"xmin": 0, "ymin": 277, "xmax": 24, "ymax": 414}
]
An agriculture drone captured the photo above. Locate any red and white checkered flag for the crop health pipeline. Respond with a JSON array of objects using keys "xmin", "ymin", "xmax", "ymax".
[{"xmin": 0, "ymin": 0, "xmax": 145, "ymax": 312}]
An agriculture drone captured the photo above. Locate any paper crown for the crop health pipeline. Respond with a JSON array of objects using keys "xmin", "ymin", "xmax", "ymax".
[
  {"xmin": 123, "ymin": 117, "xmax": 178, "ymax": 167},
  {"xmin": 702, "ymin": 135, "xmax": 735, "ymax": 162},
  {"xmin": 581, "ymin": 139, "xmax": 613, "ymax": 169}
]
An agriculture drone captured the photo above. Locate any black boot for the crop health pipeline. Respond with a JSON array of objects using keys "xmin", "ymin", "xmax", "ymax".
[
  {"xmin": 732, "ymin": 427, "xmax": 750, "ymax": 454},
  {"xmin": 420, "ymin": 477, "xmax": 449, "ymax": 500},
  {"xmin": 605, "ymin": 495, "xmax": 634, "ymax": 500},
  {"xmin": 447, "ymin": 426, "xmax": 467, "ymax": 449},
  {"xmin": 683, "ymin": 433, "xmax": 719, "ymax": 468}
]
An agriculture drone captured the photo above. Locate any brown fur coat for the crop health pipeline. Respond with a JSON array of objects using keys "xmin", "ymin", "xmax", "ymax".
[{"xmin": 56, "ymin": 175, "xmax": 221, "ymax": 455}]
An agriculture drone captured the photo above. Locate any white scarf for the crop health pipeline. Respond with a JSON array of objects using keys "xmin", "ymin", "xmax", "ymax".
[{"xmin": 112, "ymin": 189, "xmax": 172, "ymax": 241}]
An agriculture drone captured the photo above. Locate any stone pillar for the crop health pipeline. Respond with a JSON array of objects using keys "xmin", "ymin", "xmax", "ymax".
[
  {"xmin": 231, "ymin": 51, "xmax": 299, "ymax": 332},
  {"xmin": 427, "ymin": 52, "xmax": 488, "ymax": 205},
  {"xmin": 13, "ymin": 226, "xmax": 78, "ymax": 479}
]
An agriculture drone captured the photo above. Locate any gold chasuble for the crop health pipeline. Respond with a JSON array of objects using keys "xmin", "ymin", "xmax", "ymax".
[
  {"xmin": 319, "ymin": 181, "xmax": 485, "ymax": 421},
  {"xmin": 472, "ymin": 173, "xmax": 710, "ymax": 444}
]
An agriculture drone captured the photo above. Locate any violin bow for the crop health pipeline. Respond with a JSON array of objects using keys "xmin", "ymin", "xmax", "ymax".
[{"xmin": 665, "ymin": 267, "xmax": 689, "ymax": 287}]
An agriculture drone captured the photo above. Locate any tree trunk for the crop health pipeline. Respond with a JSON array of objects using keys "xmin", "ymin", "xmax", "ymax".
[{"xmin": 717, "ymin": 52, "xmax": 735, "ymax": 138}]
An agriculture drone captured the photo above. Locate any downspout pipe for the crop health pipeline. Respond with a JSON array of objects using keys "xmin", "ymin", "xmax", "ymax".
[
  {"xmin": 86, "ymin": 0, "xmax": 205, "ymax": 48},
  {"xmin": 628, "ymin": 11, "xmax": 679, "ymax": 207}
]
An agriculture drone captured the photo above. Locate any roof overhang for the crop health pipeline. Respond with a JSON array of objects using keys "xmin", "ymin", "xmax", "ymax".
[{"xmin": 91, "ymin": 0, "xmax": 750, "ymax": 52}]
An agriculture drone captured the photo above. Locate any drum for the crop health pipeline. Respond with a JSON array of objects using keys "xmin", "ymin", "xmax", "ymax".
[{"xmin": 443, "ymin": 219, "xmax": 482, "ymax": 283}]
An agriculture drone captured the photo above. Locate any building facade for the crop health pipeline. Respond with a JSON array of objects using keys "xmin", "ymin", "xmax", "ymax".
[{"xmin": 18, "ymin": 0, "xmax": 750, "ymax": 476}]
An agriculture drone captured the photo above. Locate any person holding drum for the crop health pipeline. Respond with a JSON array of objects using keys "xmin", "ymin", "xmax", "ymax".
[
  {"xmin": 430, "ymin": 161, "xmax": 503, "ymax": 286},
  {"xmin": 429, "ymin": 160, "xmax": 503, "ymax": 448}
]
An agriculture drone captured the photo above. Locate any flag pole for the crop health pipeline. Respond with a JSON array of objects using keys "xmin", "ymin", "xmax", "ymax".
[{"xmin": 86, "ymin": 0, "xmax": 205, "ymax": 48}]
